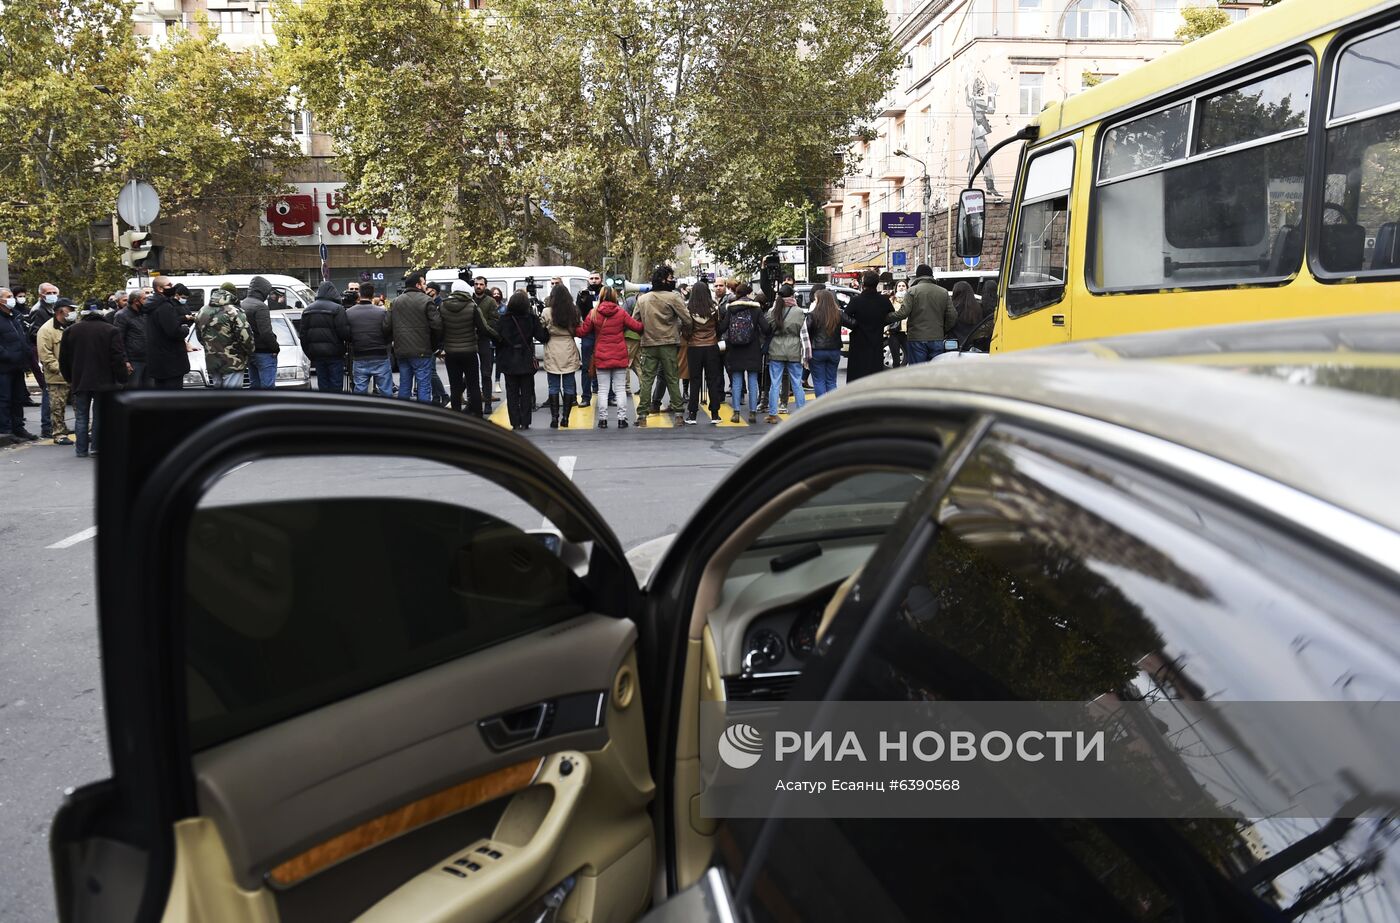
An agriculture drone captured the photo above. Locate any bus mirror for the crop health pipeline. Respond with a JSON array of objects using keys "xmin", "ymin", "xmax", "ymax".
[{"xmin": 956, "ymin": 189, "xmax": 986, "ymax": 259}]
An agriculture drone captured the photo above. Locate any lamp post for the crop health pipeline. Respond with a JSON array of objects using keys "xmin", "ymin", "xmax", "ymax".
[{"xmin": 894, "ymin": 149, "xmax": 931, "ymax": 269}]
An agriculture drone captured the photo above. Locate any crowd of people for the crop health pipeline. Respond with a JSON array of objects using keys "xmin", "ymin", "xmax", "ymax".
[{"xmin": 0, "ymin": 261, "xmax": 987, "ymax": 448}]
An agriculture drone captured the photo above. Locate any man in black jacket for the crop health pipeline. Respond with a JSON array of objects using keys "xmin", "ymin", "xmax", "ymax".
[
  {"xmin": 114, "ymin": 289, "xmax": 149, "ymax": 388},
  {"xmin": 241, "ymin": 276, "xmax": 280, "ymax": 389},
  {"xmin": 58, "ymin": 304, "xmax": 129, "ymax": 457},
  {"xmin": 346, "ymin": 283, "xmax": 392, "ymax": 396},
  {"xmin": 301, "ymin": 281, "xmax": 351, "ymax": 392},
  {"xmin": 145, "ymin": 279, "xmax": 190, "ymax": 390},
  {"xmin": 0, "ymin": 287, "xmax": 38, "ymax": 444},
  {"xmin": 387, "ymin": 272, "xmax": 441, "ymax": 403}
]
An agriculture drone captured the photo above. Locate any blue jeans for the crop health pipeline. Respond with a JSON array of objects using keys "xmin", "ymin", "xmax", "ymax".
[
  {"xmin": 212, "ymin": 371, "xmax": 244, "ymax": 389},
  {"xmin": 578, "ymin": 338, "xmax": 596, "ymax": 402},
  {"xmin": 397, "ymin": 356, "xmax": 434, "ymax": 402},
  {"xmin": 905, "ymin": 339, "xmax": 945, "ymax": 364},
  {"xmin": 73, "ymin": 391, "xmax": 97, "ymax": 455},
  {"xmin": 353, "ymin": 358, "xmax": 393, "ymax": 396},
  {"xmin": 249, "ymin": 353, "xmax": 278, "ymax": 389},
  {"xmin": 768, "ymin": 360, "xmax": 805, "ymax": 415},
  {"xmin": 730, "ymin": 370, "xmax": 760, "ymax": 414},
  {"xmin": 810, "ymin": 349, "xmax": 841, "ymax": 397},
  {"xmin": 315, "ymin": 359, "xmax": 345, "ymax": 392},
  {"xmin": 546, "ymin": 372, "xmax": 576, "ymax": 399}
]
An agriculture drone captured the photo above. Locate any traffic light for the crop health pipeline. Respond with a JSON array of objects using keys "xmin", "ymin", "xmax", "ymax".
[{"xmin": 119, "ymin": 230, "xmax": 159, "ymax": 269}]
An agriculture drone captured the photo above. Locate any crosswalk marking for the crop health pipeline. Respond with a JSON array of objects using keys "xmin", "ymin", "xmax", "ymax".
[{"xmin": 485, "ymin": 391, "xmax": 820, "ymax": 432}]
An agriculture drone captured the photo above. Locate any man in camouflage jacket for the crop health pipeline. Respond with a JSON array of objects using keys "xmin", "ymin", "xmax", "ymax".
[{"xmin": 196, "ymin": 284, "xmax": 255, "ymax": 388}]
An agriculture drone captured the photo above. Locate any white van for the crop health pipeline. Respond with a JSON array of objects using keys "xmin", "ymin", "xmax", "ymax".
[
  {"xmin": 125, "ymin": 274, "xmax": 318, "ymax": 312},
  {"xmin": 422, "ymin": 265, "xmax": 594, "ymax": 301}
]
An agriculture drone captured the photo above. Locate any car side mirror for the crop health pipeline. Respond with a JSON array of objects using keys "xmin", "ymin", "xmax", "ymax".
[{"xmin": 956, "ymin": 188, "xmax": 986, "ymax": 259}]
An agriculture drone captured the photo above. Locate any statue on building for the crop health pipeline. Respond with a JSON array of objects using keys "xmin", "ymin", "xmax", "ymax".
[{"xmin": 966, "ymin": 74, "xmax": 1001, "ymax": 197}]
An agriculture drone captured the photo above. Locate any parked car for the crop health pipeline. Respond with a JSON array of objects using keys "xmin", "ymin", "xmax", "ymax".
[
  {"xmin": 127, "ymin": 274, "xmax": 317, "ymax": 313},
  {"xmin": 183, "ymin": 310, "xmax": 311, "ymax": 389},
  {"xmin": 52, "ymin": 313, "xmax": 1400, "ymax": 923}
]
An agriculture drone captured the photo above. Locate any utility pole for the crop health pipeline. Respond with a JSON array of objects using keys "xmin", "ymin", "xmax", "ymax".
[{"xmin": 923, "ymin": 173, "xmax": 932, "ymax": 268}]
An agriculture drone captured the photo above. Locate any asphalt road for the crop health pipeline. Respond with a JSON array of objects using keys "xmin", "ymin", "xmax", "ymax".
[{"xmin": 0, "ymin": 390, "xmax": 783, "ymax": 922}]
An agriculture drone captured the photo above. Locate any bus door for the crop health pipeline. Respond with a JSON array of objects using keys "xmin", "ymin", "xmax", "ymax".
[{"xmin": 996, "ymin": 140, "xmax": 1078, "ymax": 351}]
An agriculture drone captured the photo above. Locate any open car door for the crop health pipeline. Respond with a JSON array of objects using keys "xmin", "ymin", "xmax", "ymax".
[{"xmin": 51, "ymin": 392, "xmax": 656, "ymax": 923}]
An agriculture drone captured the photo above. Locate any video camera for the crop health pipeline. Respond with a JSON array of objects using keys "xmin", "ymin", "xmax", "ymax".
[
  {"xmin": 760, "ymin": 251, "xmax": 782, "ymax": 298},
  {"xmin": 457, "ymin": 266, "xmax": 476, "ymax": 285},
  {"xmin": 524, "ymin": 275, "xmax": 538, "ymax": 298}
]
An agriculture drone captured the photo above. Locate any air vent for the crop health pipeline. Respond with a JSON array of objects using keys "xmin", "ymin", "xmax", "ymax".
[{"xmin": 725, "ymin": 673, "xmax": 799, "ymax": 701}]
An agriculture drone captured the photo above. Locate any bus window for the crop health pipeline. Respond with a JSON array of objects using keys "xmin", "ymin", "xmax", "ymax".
[
  {"xmin": 1092, "ymin": 60, "xmax": 1313, "ymax": 291},
  {"xmin": 1006, "ymin": 144, "xmax": 1074, "ymax": 316},
  {"xmin": 1319, "ymin": 22, "xmax": 1400, "ymax": 276}
]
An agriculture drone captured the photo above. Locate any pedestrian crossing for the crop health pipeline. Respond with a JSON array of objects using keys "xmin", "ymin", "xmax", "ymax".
[{"xmin": 486, "ymin": 393, "xmax": 818, "ymax": 430}]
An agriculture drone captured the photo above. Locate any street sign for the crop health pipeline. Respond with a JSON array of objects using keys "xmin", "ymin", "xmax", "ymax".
[
  {"xmin": 815, "ymin": 265, "xmax": 834, "ymax": 276},
  {"xmin": 117, "ymin": 180, "xmax": 160, "ymax": 228},
  {"xmin": 777, "ymin": 244, "xmax": 806, "ymax": 264},
  {"xmin": 891, "ymin": 251, "xmax": 908, "ymax": 268},
  {"xmin": 963, "ymin": 256, "xmax": 981, "ymax": 268},
  {"xmin": 881, "ymin": 212, "xmax": 922, "ymax": 238}
]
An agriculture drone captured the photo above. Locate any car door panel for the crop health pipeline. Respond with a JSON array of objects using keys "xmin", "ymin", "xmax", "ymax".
[
  {"xmin": 193, "ymin": 612, "xmax": 633, "ymax": 893},
  {"xmin": 54, "ymin": 393, "xmax": 654, "ymax": 923}
]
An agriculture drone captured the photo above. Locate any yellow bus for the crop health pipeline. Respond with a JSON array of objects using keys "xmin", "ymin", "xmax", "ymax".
[{"xmin": 955, "ymin": 0, "xmax": 1400, "ymax": 353}]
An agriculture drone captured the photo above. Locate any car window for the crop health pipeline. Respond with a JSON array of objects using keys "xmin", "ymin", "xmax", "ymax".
[
  {"xmin": 183, "ymin": 456, "xmax": 599, "ymax": 750},
  {"xmin": 749, "ymin": 471, "xmax": 927, "ymax": 549},
  {"xmin": 731, "ymin": 426, "xmax": 1400, "ymax": 922},
  {"xmin": 271, "ymin": 315, "xmax": 297, "ymax": 348}
]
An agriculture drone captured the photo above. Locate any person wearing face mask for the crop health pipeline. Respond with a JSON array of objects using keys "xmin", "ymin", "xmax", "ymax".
[
  {"xmin": 146, "ymin": 278, "xmax": 192, "ymax": 390},
  {"xmin": 36, "ymin": 299, "xmax": 75, "ymax": 444},
  {"xmin": 114, "ymin": 289, "xmax": 149, "ymax": 388},
  {"xmin": 25, "ymin": 282, "xmax": 61, "ymax": 437},
  {"xmin": 633, "ymin": 264, "xmax": 691, "ymax": 427},
  {"xmin": 0, "ymin": 288, "xmax": 39, "ymax": 443},
  {"xmin": 575, "ymin": 271, "xmax": 602, "ymax": 408}
]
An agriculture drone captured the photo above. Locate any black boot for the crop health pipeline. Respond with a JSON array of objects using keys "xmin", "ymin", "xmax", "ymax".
[
  {"xmin": 560, "ymin": 399, "xmax": 572, "ymax": 428},
  {"xmin": 548, "ymin": 395, "xmax": 560, "ymax": 429}
]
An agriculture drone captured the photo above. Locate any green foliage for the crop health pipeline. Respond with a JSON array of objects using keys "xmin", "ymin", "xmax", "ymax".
[
  {"xmin": 0, "ymin": 0, "xmax": 299, "ymax": 290},
  {"xmin": 1175, "ymin": 5, "xmax": 1232, "ymax": 43}
]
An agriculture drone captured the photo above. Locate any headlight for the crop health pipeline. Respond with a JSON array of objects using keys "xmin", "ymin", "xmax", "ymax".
[
  {"xmin": 183, "ymin": 371, "xmax": 205, "ymax": 387},
  {"xmin": 276, "ymin": 366, "xmax": 305, "ymax": 381}
]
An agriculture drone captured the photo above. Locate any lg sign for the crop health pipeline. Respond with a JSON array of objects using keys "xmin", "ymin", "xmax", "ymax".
[{"xmin": 260, "ymin": 183, "xmax": 389, "ymax": 246}]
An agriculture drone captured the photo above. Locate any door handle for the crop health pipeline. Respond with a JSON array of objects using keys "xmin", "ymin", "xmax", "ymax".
[
  {"xmin": 479, "ymin": 703, "xmax": 549, "ymax": 751},
  {"xmin": 1051, "ymin": 314, "xmax": 1066, "ymax": 327}
]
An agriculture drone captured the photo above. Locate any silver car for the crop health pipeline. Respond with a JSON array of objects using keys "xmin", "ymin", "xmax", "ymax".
[{"xmin": 184, "ymin": 312, "xmax": 311, "ymax": 389}]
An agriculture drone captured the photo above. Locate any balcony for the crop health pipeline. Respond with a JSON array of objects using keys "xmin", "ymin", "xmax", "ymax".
[{"xmin": 878, "ymin": 165, "xmax": 906, "ymax": 183}]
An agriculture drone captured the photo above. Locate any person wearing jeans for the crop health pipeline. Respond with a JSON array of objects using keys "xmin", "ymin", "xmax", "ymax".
[
  {"xmin": 240, "ymin": 276, "xmax": 281, "ymax": 389},
  {"xmin": 807, "ymin": 289, "xmax": 853, "ymax": 397},
  {"xmin": 353, "ymin": 357, "xmax": 393, "ymax": 396},
  {"xmin": 346, "ymin": 284, "xmax": 393, "ymax": 396},
  {"xmin": 248, "ymin": 352, "xmax": 278, "ymax": 389},
  {"xmin": 540, "ymin": 284, "xmax": 582, "ymax": 428},
  {"xmin": 397, "ymin": 357, "xmax": 434, "ymax": 403},
  {"xmin": 574, "ymin": 286, "xmax": 642, "ymax": 430},
  {"xmin": 72, "ymin": 390, "xmax": 99, "ymax": 457},
  {"xmin": 763, "ymin": 285, "xmax": 807, "ymax": 423},
  {"xmin": 58, "ymin": 303, "xmax": 130, "ymax": 457},
  {"xmin": 716, "ymin": 285, "xmax": 767, "ymax": 423},
  {"xmin": 385, "ymin": 272, "xmax": 442, "ymax": 404},
  {"xmin": 889, "ymin": 265, "xmax": 957, "ymax": 365}
]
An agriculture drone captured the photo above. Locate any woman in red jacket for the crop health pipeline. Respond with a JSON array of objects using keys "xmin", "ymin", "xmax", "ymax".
[{"xmin": 575, "ymin": 287, "xmax": 643, "ymax": 429}]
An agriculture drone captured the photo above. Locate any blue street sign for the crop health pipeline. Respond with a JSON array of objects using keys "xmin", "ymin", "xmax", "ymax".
[
  {"xmin": 963, "ymin": 256, "xmax": 981, "ymax": 268},
  {"xmin": 319, "ymin": 243, "xmax": 329, "ymax": 262},
  {"xmin": 891, "ymin": 251, "xmax": 908, "ymax": 268}
]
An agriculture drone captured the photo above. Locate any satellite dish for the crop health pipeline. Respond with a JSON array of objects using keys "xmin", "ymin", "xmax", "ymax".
[{"xmin": 117, "ymin": 180, "xmax": 160, "ymax": 228}]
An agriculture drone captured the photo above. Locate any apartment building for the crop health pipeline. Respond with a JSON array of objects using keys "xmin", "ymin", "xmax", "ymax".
[{"xmin": 823, "ymin": 0, "xmax": 1266, "ymax": 277}]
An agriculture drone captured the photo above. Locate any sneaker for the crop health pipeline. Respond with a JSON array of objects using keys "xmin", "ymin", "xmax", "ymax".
[
  {"xmin": 75, "ymin": 450, "xmax": 89, "ymax": 458},
  {"xmin": 14, "ymin": 429, "xmax": 39, "ymax": 441},
  {"xmin": 617, "ymin": 418, "xmax": 629, "ymax": 429},
  {"xmin": 598, "ymin": 418, "xmax": 608, "ymax": 429},
  {"xmin": 778, "ymin": 403, "xmax": 788, "ymax": 414},
  {"xmin": 53, "ymin": 436, "xmax": 73, "ymax": 445},
  {"xmin": 684, "ymin": 415, "xmax": 697, "ymax": 426},
  {"xmin": 709, "ymin": 412, "xmax": 720, "ymax": 425},
  {"xmin": 730, "ymin": 411, "xmax": 741, "ymax": 423},
  {"xmin": 89, "ymin": 449, "xmax": 99, "ymax": 457},
  {"xmin": 765, "ymin": 415, "xmax": 780, "ymax": 424}
]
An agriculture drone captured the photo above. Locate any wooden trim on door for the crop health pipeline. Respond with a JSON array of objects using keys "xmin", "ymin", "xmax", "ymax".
[{"xmin": 267, "ymin": 757, "xmax": 544, "ymax": 887}]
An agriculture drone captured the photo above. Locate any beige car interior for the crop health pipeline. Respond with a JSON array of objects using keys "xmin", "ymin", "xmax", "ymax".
[
  {"xmin": 672, "ymin": 466, "xmax": 911, "ymax": 889},
  {"xmin": 165, "ymin": 464, "xmax": 916, "ymax": 923}
]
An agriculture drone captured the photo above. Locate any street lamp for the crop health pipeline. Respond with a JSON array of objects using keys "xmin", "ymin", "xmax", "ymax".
[{"xmin": 894, "ymin": 149, "xmax": 931, "ymax": 268}]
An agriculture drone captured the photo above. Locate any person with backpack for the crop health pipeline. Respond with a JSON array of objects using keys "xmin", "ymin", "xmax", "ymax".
[
  {"xmin": 718, "ymin": 283, "xmax": 768, "ymax": 424},
  {"xmin": 763, "ymin": 283, "xmax": 807, "ymax": 423},
  {"xmin": 497, "ymin": 291, "xmax": 548, "ymax": 430},
  {"xmin": 575, "ymin": 286, "xmax": 643, "ymax": 429}
]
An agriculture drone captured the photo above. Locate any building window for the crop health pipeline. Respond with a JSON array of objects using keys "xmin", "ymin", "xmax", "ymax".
[
  {"xmin": 217, "ymin": 10, "xmax": 243, "ymax": 33},
  {"xmin": 1222, "ymin": 6, "xmax": 1247, "ymax": 23},
  {"xmin": 1063, "ymin": 0, "xmax": 1135, "ymax": 39},
  {"xmin": 1020, "ymin": 73, "xmax": 1044, "ymax": 115},
  {"xmin": 895, "ymin": 117, "xmax": 907, "ymax": 152},
  {"xmin": 1018, "ymin": 0, "xmax": 1043, "ymax": 36}
]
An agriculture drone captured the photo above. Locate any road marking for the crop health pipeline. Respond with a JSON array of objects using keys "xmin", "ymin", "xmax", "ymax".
[
  {"xmin": 541, "ymin": 455, "xmax": 578, "ymax": 530},
  {"xmin": 47, "ymin": 526, "xmax": 97, "ymax": 550}
]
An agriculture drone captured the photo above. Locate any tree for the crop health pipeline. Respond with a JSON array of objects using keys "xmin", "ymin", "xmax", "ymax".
[
  {"xmin": 126, "ymin": 21, "xmax": 303, "ymax": 270},
  {"xmin": 0, "ymin": 0, "xmax": 301, "ymax": 289},
  {"xmin": 1175, "ymin": 4, "xmax": 1232, "ymax": 43}
]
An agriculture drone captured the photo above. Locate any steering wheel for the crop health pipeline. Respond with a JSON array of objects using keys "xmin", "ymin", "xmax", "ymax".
[{"xmin": 1322, "ymin": 202, "xmax": 1355, "ymax": 225}]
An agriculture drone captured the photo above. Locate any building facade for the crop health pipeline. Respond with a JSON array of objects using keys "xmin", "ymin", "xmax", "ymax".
[{"xmin": 823, "ymin": 0, "xmax": 1266, "ymax": 278}]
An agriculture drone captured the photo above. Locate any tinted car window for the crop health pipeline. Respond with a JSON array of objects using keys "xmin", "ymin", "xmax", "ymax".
[
  {"xmin": 732, "ymin": 427, "xmax": 1400, "ymax": 922},
  {"xmin": 184, "ymin": 491, "xmax": 589, "ymax": 750}
]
